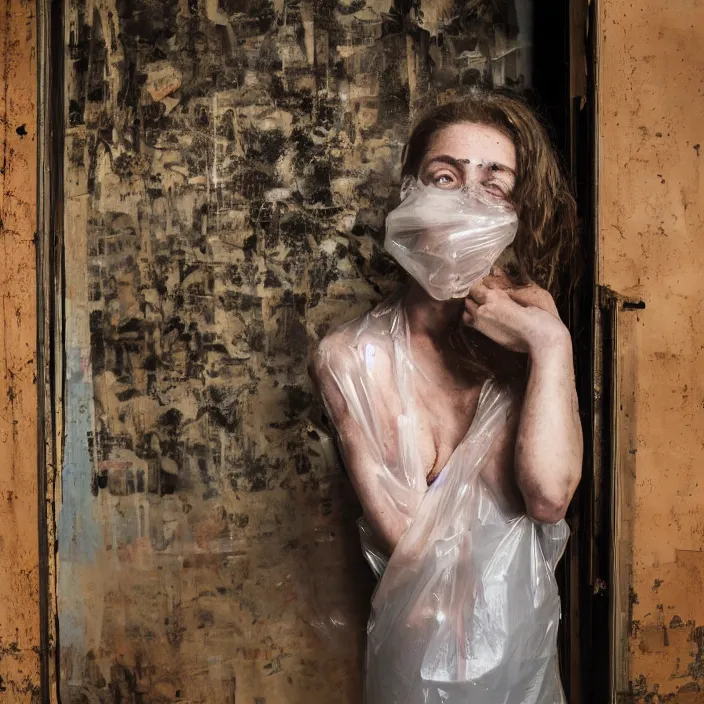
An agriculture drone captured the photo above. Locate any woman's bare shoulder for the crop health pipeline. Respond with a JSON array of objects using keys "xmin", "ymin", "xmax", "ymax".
[
  {"xmin": 310, "ymin": 315, "xmax": 398, "ymax": 424},
  {"xmin": 312, "ymin": 311, "xmax": 395, "ymax": 378}
]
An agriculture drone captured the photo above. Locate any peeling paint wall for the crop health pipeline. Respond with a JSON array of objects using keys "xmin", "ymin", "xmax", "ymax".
[
  {"xmin": 58, "ymin": 0, "xmax": 532, "ymax": 701},
  {"xmin": 598, "ymin": 0, "xmax": 704, "ymax": 700},
  {"xmin": 0, "ymin": 1, "xmax": 42, "ymax": 702}
]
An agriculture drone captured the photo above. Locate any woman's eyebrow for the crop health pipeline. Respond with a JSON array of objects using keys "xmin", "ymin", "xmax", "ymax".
[{"xmin": 423, "ymin": 154, "xmax": 516, "ymax": 175}]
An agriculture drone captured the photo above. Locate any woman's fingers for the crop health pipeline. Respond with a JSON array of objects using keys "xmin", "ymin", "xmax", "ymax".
[
  {"xmin": 506, "ymin": 286, "xmax": 559, "ymax": 317},
  {"xmin": 463, "ymin": 297, "xmax": 479, "ymax": 326},
  {"xmin": 504, "ymin": 286, "xmax": 534, "ymax": 307},
  {"xmin": 485, "ymin": 266, "xmax": 512, "ymax": 288},
  {"xmin": 464, "ymin": 297, "xmax": 479, "ymax": 314},
  {"xmin": 463, "ymin": 273, "xmax": 568, "ymax": 353},
  {"xmin": 468, "ymin": 280, "xmax": 491, "ymax": 304}
]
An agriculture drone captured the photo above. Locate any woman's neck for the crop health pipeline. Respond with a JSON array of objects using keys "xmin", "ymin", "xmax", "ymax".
[
  {"xmin": 403, "ymin": 282, "xmax": 464, "ymax": 341},
  {"xmin": 401, "ymin": 282, "xmax": 481, "ymax": 388}
]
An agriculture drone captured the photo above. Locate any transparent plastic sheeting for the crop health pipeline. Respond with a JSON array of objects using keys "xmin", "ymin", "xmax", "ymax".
[
  {"xmin": 316, "ymin": 300, "xmax": 569, "ymax": 703},
  {"xmin": 384, "ymin": 179, "xmax": 519, "ymax": 301},
  {"xmin": 314, "ymin": 181, "xmax": 569, "ymax": 703}
]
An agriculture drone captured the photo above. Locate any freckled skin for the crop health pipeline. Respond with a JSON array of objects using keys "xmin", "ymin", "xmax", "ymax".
[
  {"xmin": 315, "ymin": 123, "xmax": 583, "ymax": 556},
  {"xmin": 419, "ymin": 122, "xmax": 517, "ymax": 194}
]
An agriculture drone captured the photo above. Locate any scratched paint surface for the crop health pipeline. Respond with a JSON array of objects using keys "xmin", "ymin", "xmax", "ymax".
[
  {"xmin": 58, "ymin": 0, "xmax": 532, "ymax": 701},
  {"xmin": 598, "ymin": 0, "xmax": 704, "ymax": 701}
]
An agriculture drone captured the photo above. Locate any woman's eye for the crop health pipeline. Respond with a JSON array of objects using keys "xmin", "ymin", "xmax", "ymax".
[
  {"xmin": 433, "ymin": 173, "xmax": 458, "ymax": 188},
  {"xmin": 483, "ymin": 182, "xmax": 508, "ymax": 197}
]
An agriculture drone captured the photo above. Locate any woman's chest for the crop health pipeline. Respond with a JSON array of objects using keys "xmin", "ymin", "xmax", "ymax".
[
  {"xmin": 409, "ymin": 382, "xmax": 482, "ymax": 483},
  {"xmin": 374, "ymin": 357, "xmax": 522, "ymax": 509}
]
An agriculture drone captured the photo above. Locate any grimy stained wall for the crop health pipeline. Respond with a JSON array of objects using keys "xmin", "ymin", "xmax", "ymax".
[
  {"xmin": 58, "ymin": 0, "xmax": 532, "ymax": 701},
  {"xmin": 598, "ymin": 0, "xmax": 704, "ymax": 700}
]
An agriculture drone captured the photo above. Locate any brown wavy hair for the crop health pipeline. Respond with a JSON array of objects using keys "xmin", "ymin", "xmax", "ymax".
[{"xmin": 400, "ymin": 89, "xmax": 579, "ymax": 382}]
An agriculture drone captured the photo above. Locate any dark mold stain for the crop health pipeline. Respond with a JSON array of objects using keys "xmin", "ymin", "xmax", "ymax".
[{"xmin": 689, "ymin": 626, "xmax": 704, "ymax": 679}]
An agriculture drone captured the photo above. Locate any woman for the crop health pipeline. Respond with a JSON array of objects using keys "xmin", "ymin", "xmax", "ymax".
[{"xmin": 311, "ymin": 91, "xmax": 582, "ymax": 704}]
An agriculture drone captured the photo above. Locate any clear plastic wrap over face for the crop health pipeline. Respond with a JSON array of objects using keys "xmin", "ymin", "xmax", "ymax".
[
  {"xmin": 315, "ymin": 297, "xmax": 569, "ymax": 704},
  {"xmin": 384, "ymin": 179, "xmax": 519, "ymax": 300}
]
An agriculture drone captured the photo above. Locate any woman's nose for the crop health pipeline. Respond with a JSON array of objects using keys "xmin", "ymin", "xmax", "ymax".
[{"xmin": 463, "ymin": 163, "xmax": 491, "ymax": 187}]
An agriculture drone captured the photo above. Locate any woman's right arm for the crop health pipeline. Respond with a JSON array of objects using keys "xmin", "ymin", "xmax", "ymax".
[{"xmin": 310, "ymin": 340, "xmax": 425, "ymax": 555}]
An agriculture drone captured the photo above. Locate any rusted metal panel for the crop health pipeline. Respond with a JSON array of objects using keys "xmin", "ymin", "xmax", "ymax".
[
  {"xmin": 57, "ymin": 0, "xmax": 533, "ymax": 701},
  {"xmin": 598, "ymin": 0, "xmax": 704, "ymax": 700},
  {"xmin": 0, "ymin": 0, "xmax": 41, "ymax": 700}
]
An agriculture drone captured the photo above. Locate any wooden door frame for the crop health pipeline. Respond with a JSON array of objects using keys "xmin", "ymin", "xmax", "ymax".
[
  {"xmin": 37, "ymin": 0, "xmax": 63, "ymax": 700},
  {"xmin": 533, "ymin": 1, "xmax": 614, "ymax": 702},
  {"xmin": 32, "ymin": 1, "xmax": 614, "ymax": 702}
]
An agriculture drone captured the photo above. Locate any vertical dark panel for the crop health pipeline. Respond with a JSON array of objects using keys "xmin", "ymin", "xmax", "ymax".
[
  {"xmin": 570, "ymin": 2, "xmax": 604, "ymax": 701},
  {"xmin": 532, "ymin": 3, "xmax": 600, "ymax": 703},
  {"xmin": 57, "ymin": 1, "xmax": 535, "ymax": 702}
]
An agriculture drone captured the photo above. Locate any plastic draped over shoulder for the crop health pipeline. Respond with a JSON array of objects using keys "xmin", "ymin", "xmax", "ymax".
[
  {"xmin": 384, "ymin": 179, "xmax": 518, "ymax": 301},
  {"xmin": 314, "ymin": 295, "xmax": 570, "ymax": 704}
]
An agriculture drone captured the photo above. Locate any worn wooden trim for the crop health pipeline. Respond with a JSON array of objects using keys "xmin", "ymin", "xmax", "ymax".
[
  {"xmin": 606, "ymin": 290, "xmax": 641, "ymax": 704},
  {"xmin": 37, "ymin": 0, "xmax": 62, "ymax": 700},
  {"xmin": 0, "ymin": 0, "xmax": 42, "ymax": 700},
  {"xmin": 36, "ymin": 0, "xmax": 51, "ymax": 696},
  {"xmin": 561, "ymin": 2, "xmax": 601, "ymax": 702},
  {"xmin": 595, "ymin": 287, "xmax": 643, "ymax": 704},
  {"xmin": 593, "ymin": 2, "xmax": 642, "ymax": 698}
]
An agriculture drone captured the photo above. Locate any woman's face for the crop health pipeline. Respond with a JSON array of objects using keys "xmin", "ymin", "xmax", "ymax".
[{"xmin": 418, "ymin": 122, "xmax": 516, "ymax": 200}]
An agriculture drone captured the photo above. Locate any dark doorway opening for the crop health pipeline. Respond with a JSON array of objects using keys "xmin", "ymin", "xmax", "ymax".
[{"xmin": 532, "ymin": 2, "xmax": 605, "ymax": 703}]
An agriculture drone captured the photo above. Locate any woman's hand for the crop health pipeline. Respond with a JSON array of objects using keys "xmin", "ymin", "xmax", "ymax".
[
  {"xmin": 462, "ymin": 269, "xmax": 570, "ymax": 355},
  {"xmin": 463, "ymin": 269, "xmax": 582, "ymax": 524}
]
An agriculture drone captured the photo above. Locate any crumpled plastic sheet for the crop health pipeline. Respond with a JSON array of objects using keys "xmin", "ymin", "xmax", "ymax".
[
  {"xmin": 384, "ymin": 179, "xmax": 518, "ymax": 301},
  {"xmin": 313, "ymin": 180, "xmax": 570, "ymax": 703}
]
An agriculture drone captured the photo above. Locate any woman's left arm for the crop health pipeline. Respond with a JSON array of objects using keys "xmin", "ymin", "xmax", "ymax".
[
  {"xmin": 516, "ymin": 325, "xmax": 582, "ymax": 523},
  {"xmin": 464, "ymin": 273, "xmax": 583, "ymax": 523}
]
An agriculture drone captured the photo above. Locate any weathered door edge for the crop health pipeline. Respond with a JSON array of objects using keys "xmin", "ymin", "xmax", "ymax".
[
  {"xmin": 592, "ymin": 8, "xmax": 645, "ymax": 691},
  {"xmin": 592, "ymin": 0, "xmax": 644, "ymax": 697},
  {"xmin": 36, "ymin": 0, "xmax": 64, "ymax": 700},
  {"xmin": 594, "ymin": 288, "xmax": 643, "ymax": 703},
  {"xmin": 566, "ymin": 1, "xmax": 643, "ymax": 699},
  {"xmin": 608, "ymin": 292, "xmax": 641, "ymax": 704},
  {"xmin": 36, "ymin": 0, "xmax": 52, "ymax": 698},
  {"xmin": 560, "ymin": 0, "xmax": 605, "ymax": 701}
]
